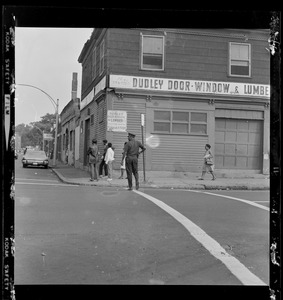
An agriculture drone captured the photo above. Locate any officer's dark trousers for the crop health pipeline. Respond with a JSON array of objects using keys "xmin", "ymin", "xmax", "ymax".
[{"xmin": 126, "ymin": 156, "xmax": 139, "ymax": 189}]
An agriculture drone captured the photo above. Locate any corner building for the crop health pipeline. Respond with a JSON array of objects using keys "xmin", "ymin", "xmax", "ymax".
[{"xmin": 78, "ymin": 28, "xmax": 270, "ymax": 175}]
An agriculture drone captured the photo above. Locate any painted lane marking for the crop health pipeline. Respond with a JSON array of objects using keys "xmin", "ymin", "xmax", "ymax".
[
  {"xmin": 188, "ymin": 190, "xmax": 269, "ymax": 211},
  {"xmin": 254, "ymin": 201, "xmax": 269, "ymax": 203},
  {"xmin": 134, "ymin": 190, "xmax": 266, "ymax": 286},
  {"xmin": 15, "ymin": 182, "xmax": 79, "ymax": 187},
  {"xmin": 16, "ymin": 178, "xmax": 59, "ymax": 183}
]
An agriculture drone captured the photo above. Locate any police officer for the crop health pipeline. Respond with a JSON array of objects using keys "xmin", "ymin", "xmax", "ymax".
[{"xmin": 121, "ymin": 132, "xmax": 146, "ymax": 191}]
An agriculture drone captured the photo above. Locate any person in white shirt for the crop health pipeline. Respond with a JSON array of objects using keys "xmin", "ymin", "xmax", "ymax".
[{"xmin": 105, "ymin": 143, "xmax": 115, "ymax": 180}]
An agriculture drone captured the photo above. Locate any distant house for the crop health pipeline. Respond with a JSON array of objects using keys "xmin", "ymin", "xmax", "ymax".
[
  {"xmin": 59, "ymin": 73, "xmax": 80, "ymax": 166},
  {"xmin": 77, "ymin": 28, "xmax": 270, "ymax": 174}
]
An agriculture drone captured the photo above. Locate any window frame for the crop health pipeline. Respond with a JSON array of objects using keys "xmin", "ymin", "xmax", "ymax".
[
  {"xmin": 99, "ymin": 40, "xmax": 105, "ymax": 75},
  {"xmin": 80, "ymin": 121, "xmax": 84, "ymax": 134},
  {"xmin": 229, "ymin": 42, "xmax": 251, "ymax": 78},
  {"xmin": 70, "ymin": 130, "xmax": 73, "ymax": 151},
  {"xmin": 98, "ymin": 106, "xmax": 104, "ymax": 124},
  {"xmin": 92, "ymin": 47, "xmax": 96, "ymax": 80},
  {"xmin": 141, "ymin": 34, "xmax": 165, "ymax": 71},
  {"xmin": 153, "ymin": 110, "xmax": 208, "ymax": 135},
  {"xmin": 90, "ymin": 114, "xmax": 94, "ymax": 125}
]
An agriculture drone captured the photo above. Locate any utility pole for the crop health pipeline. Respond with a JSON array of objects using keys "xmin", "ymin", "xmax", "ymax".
[
  {"xmin": 141, "ymin": 114, "xmax": 146, "ymax": 182},
  {"xmin": 53, "ymin": 99, "xmax": 59, "ymax": 165}
]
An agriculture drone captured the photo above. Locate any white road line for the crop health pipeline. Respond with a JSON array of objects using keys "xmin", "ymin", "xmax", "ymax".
[
  {"xmin": 188, "ymin": 190, "xmax": 269, "ymax": 211},
  {"xmin": 254, "ymin": 201, "xmax": 270, "ymax": 203},
  {"xmin": 134, "ymin": 190, "xmax": 266, "ymax": 286},
  {"xmin": 16, "ymin": 178, "xmax": 59, "ymax": 183},
  {"xmin": 15, "ymin": 182, "xmax": 79, "ymax": 187}
]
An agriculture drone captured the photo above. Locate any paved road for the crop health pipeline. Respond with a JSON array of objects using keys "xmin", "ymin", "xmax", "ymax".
[{"xmin": 15, "ymin": 158, "xmax": 269, "ymax": 285}]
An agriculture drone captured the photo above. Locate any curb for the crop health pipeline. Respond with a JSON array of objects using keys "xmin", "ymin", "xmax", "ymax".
[{"xmin": 51, "ymin": 168, "xmax": 269, "ymax": 191}]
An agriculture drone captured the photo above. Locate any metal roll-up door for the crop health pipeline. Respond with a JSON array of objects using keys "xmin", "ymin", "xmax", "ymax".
[{"xmin": 151, "ymin": 135, "xmax": 208, "ymax": 172}]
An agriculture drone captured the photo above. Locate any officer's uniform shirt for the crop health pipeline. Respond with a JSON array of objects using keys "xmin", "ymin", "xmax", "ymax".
[{"xmin": 124, "ymin": 139, "xmax": 145, "ymax": 157}]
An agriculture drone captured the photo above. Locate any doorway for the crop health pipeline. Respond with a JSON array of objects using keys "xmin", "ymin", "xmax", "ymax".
[{"xmin": 84, "ymin": 119, "xmax": 90, "ymax": 166}]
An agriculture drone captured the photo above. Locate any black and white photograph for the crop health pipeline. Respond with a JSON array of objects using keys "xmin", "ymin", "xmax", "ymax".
[{"xmin": 2, "ymin": 7, "xmax": 280, "ymax": 300}]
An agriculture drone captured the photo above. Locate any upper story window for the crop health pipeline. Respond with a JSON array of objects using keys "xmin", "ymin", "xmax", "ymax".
[
  {"xmin": 92, "ymin": 47, "xmax": 96, "ymax": 79},
  {"xmin": 98, "ymin": 105, "xmax": 104, "ymax": 123},
  {"xmin": 229, "ymin": 42, "xmax": 251, "ymax": 77},
  {"xmin": 99, "ymin": 40, "xmax": 105, "ymax": 75},
  {"xmin": 141, "ymin": 35, "xmax": 164, "ymax": 71}
]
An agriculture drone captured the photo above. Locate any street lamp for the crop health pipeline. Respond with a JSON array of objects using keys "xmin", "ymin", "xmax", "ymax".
[{"xmin": 16, "ymin": 84, "xmax": 59, "ymax": 166}]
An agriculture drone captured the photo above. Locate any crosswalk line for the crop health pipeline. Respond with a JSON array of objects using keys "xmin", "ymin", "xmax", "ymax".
[{"xmin": 134, "ymin": 189, "xmax": 266, "ymax": 286}]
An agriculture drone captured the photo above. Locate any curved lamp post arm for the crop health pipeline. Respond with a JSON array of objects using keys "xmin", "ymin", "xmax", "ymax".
[
  {"xmin": 16, "ymin": 83, "xmax": 59, "ymax": 166},
  {"xmin": 16, "ymin": 84, "xmax": 57, "ymax": 110}
]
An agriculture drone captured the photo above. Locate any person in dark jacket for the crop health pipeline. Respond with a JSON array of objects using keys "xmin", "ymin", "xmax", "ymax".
[
  {"xmin": 121, "ymin": 133, "xmax": 146, "ymax": 191},
  {"xmin": 87, "ymin": 139, "xmax": 99, "ymax": 181},
  {"xmin": 99, "ymin": 139, "xmax": 108, "ymax": 178}
]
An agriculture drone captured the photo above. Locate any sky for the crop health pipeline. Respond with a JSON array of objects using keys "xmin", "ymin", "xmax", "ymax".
[{"xmin": 15, "ymin": 27, "xmax": 93, "ymax": 125}]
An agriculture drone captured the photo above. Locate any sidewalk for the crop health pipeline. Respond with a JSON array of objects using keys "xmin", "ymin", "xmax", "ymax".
[{"xmin": 50, "ymin": 161, "xmax": 269, "ymax": 190}]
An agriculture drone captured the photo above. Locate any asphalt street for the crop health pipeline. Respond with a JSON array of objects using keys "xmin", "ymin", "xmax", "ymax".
[{"xmin": 14, "ymin": 158, "xmax": 269, "ymax": 285}]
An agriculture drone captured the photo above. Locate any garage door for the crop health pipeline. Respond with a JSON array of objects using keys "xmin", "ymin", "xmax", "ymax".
[{"xmin": 215, "ymin": 119, "xmax": 263, "ymax": 170}]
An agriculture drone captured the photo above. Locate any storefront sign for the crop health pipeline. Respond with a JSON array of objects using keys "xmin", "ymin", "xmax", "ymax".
[
  {"xmin": 94, "ymin": 76, "xmax": 106, "ymax": 95},
  {"xmin": 80, "ymin": 88, "xmax": 94, "ymax": 110},
  {"xmin": 109, "ymin": 74, "xmax": 270, "ymax": 99},
  {"xmin": 81, "ymin": 76, "xmax": 107, "ymax": 110},
  {"xmin": 43, "ymin": 133, "xmax": 54, "ymax": 140},
  {"xmin": 107, "ymin": 110, "xmax": 127, "ymax": 132}
]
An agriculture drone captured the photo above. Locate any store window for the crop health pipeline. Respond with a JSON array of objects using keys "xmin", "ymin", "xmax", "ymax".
[
  {"xmin": 80, "ymin": 121, "xmax": 83, "ymax": 134},
  {"xmin": 141, "ymin": 35, "xmax": 164, "ymax": 70},
  {"xmin": 229, "ymin": 42, "xmax": 251, "ymax": 77},
  {"xmin": 153, "ymin": 110, "xmax": 207, "ymax": 135},
  {"xmin": 70, "ymin": 130, "xmax": 73, "ymax": 151},
  {"xmin": 99, "ymin": 40, "xmax": 105, "ymax": 75},
  {"xmin": 98, "ymin": 106, "xmax": 104, "ymax": 123}
]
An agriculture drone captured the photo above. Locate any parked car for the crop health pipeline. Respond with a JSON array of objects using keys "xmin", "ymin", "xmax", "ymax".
[{"xmin": 22, "ymin": 150, "xmax": 49, "ymax": 168}]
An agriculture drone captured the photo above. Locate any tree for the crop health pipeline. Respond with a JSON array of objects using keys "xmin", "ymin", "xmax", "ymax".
[
  {"xmin": 30, "ymin": 113, "xmax": 56, "ymax": 133},
  {"xmin": 15, "ymin": 123, "xmax": 32, "ymax": 135},
  {"xmin": 15, "ymin": 113, "xmax": 56, "ymax": 149}
]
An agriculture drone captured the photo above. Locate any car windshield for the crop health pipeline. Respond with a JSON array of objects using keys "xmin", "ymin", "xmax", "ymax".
[{"xmin": 24, "ymin": 151, "xmax": 48, "ymax": 159}]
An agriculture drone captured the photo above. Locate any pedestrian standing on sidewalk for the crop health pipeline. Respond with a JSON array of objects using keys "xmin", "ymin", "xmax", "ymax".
[
  {"xmin": 105, "ymin": 142, "xmax": 115, "ymax": 181},
  {"xmin": 198, "ymin": 144, "xmax": 216, "ymax": 180},
  {"xmin": 99, "ymin": 139, "xmax": 108, "ymax": 178},
  {"xmin": 87, "ymin": 139, "xmax": 99, "ymax": 181},
  {"xmin": 122, "ymin": 133, "xmax": 146, "ymax": 191},
  {"xmin": 119, "ymin": 142, "xmax": 127, "ymax": 179}
]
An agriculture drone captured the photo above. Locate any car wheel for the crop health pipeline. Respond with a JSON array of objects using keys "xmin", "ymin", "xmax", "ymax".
[
  {"xmin": 45, "ymin": 165, "xmax": 48, "ymax": 169},
  {"xmin": 23, "ymin": 164, "xmax": 26, "ymax": 168}
]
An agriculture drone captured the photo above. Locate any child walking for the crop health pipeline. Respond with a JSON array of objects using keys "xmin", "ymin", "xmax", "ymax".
[
  {"xmin": 119, "ymin": 142, "xmax": 127, "ymax": 179},
  {"xmin": 198, "ymin": 144, "xmax": 216, "ymax": 180}
]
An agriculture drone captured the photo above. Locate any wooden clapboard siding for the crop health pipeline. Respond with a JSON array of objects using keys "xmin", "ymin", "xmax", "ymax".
[
  {"xmin": 112, "ymin": 98, "xmax": 146, "ymax": 170},
  {"xmin": 97, "ymin": 98, "xmax": 107, "ymax": 155},
  {"xmin": 151, "ymin": 134, "xmax": 208, "ymax": 172},
  {"xmin": 106, "ymin": 28, "xmax": 269, "ymax": 84}
]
